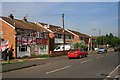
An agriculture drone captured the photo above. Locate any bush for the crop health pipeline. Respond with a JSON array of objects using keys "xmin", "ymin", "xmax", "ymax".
[{"xmin": 74, "ymin": 43, "xmax": 88, "ymax": 51}]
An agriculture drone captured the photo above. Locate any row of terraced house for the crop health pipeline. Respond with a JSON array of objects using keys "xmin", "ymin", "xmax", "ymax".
[{"xmin": 0, "ymin": 14, "xmax": 91, "ymax": 59}]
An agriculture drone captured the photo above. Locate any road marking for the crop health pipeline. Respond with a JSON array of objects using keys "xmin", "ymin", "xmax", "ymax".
[
  {"xmin": 106, "ymin": 64, "xmax": 120, "ymax": 78},
  {"xmin": 48, "ymin": 60, "xmax": 66, "ymax": 65},
  {"xmin": 81, "ymin": 59, "xmax": 92, "ymax": 64},
  {"xmin": 45, "ymin": 65, "xmax": 71, "ymax": 74}
]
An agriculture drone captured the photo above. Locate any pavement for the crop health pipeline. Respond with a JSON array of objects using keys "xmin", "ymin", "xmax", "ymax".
[
  {"xmin": 1, "ymin": 58, "xmax": 48, "ymax": 72},
  {"xmin": 1, "ymin": 48, "xmax": 114, "ymax": 72}
]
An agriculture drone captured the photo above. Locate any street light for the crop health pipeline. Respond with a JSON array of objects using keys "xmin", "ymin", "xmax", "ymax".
[
  {"xmin": 92, "ymin": 28, "xmax": 101, "ymax": 48},
  {"xmin": 92, "ymin": 29, "xmax": 101, "ymax": 36},
  {"xmin": 62, "ymin": 13, "xmax": 65, "ymax": 54},
  {"xmin": 91, "ymin": 29, "xmax": 97, "ymax": 50}
]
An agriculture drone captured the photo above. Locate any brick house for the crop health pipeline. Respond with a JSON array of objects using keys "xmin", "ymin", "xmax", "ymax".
[
  {"xmin": 36, "ymin": 22, "xmax": 75, "ymax": 50},
  {"xmin": 66, "ymin": 29, "xmax": 91, "ymax": 51},
  {"xmin": 67, "ymin": 29, "xmax": 90, "ymax": 44},
  {"xmin": 35, "ymin": 22, "xmax": 76, "ymax": 56},
  {"xmin": 0, "ymin": 14, "xmax": 92, "ymax": 58},
  {"xmin": 36, "ymin": 22, "xmax": 91, "ymax": 49},
  {"xmin": 0, "ymin": 14, "xmax": 50, "ymax": 58}
]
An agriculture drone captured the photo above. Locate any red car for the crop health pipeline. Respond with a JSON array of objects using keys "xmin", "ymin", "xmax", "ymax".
[{"xmin": 67, "ymin": 48, "xmax": 88, "ymax": 59}]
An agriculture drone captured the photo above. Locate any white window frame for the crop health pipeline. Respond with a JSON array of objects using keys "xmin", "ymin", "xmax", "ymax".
[
  {"xmin": 0, "ymin": 31, "xmax": 3, "ymax": 38},
  {"xmin": 19, "ymin": 45, "xmax": 27, "ymax": 52}
]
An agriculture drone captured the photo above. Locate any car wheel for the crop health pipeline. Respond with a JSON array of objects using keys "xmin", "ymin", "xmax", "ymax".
[
  {"xmin": 79, "ymin": 55, "xmax": 82, "ymax": 58},
  {"xmin": 85, "ymin": 54, "xmax": 87, "ymax": 57},
  {"xmin": 68, "ymin": 57, "xmax": 71, "ymax": 59}
]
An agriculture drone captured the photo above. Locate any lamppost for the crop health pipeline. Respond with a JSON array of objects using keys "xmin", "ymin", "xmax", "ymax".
[
  {"xmin": 92, "ymin": 29, "xmax": 101, "ymax": 48},
  {"xmin": 62, "ymin": 13, "xmax": 65, "ymax": 54},
  {"xmin": 92, "ymin": 29, "xmax": 101, "ymax": 36},
  {"xmin": 92, "ymin": 29, "xmax": 97, "ymax": 50}
]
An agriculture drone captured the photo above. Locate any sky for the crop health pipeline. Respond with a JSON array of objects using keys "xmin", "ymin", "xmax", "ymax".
[
  {"xmin": 1, "ymin": 1, "xmax": 119, "ymax": 37},
  {"xmin": 1, "ymin": 0, "xmax": 120, "ymax": 2}
]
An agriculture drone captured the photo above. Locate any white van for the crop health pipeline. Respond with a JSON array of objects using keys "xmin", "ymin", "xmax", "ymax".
[{"xmin": 54, "ymin": 45, "xmax": 72, "ymax": 51}]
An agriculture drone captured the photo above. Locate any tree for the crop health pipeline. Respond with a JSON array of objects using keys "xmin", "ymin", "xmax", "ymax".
[
  {"xmin": 96, "ymin": 33, "xmax": 120, "ymax": 47},
  {"xmin": 109, "ymin": 33, "xmax": 114, "ymax": 38},
  {"xmin": 74, "ymin": 42, "xmax": 87, "ymax": 51}
]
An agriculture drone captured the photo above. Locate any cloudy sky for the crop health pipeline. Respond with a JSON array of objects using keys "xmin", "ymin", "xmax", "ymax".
[{"xmin": 1, "ymin": 1, "xmax": 119, "ymax": 37}]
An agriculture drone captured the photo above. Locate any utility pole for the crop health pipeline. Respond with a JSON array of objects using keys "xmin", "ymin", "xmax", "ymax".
[
  {"xmin": 99, "ymin": 29, "xmax": 101, "ymax": 37},
  {"xmin": 62, "ymin": 13, "xmax": 65, "ymax": 54}
]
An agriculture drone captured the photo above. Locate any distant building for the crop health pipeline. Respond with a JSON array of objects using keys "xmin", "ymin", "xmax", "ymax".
[
  {"xmin": 67, "ymin": 29, "xmax": 90, "ymax": 45},
  {"xmin": 36, "ymin": 22, "xmax": 74, "ymax": 50}
]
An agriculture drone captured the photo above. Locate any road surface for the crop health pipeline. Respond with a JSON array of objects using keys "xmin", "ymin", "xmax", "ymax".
[{"xmin": 2, "ymin": 51, "xmax": 119, "ymax": 79}]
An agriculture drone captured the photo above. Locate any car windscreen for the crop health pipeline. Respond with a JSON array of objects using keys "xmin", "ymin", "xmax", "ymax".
[
  {"xmin": 56, "ymin": 47, "xmax": 60, "ymax": 50},
  {"xmin": 99, "ymin": 48, "xmax": 105, "ymax": 49},
  {"xmin": 70, "ymin": 49, "xmax": 78, "ymax": 51}
]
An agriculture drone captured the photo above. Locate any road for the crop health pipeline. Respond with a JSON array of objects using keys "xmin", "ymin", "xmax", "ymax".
[{"xmin": 2, "ymin": 51, "xmax": 119, "ymax": 79}]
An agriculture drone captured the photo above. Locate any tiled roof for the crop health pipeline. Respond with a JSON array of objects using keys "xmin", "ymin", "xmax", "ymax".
[
  {"xmin": 1, "ymin": 17, "xmax": 49, "ymax": 32},
  {"xmin": 68, "ymin": 29, "xmax": 90, "ymax": 38},
  {"xmin": 91, "ymin": 36, "xmax": 98, "ymax": 39},
  {"xmin": 38, "ymin": 22, "xmax": 73, "ymax": 35}
]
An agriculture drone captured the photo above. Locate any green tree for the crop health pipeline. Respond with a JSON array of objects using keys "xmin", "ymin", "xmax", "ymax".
[
  {"xmin": 74, "ymin": 42, "xmax": 87, "ymax": 50},
  {"xmin": 96, "ymin": 33, "xmax": 120, "ymax": 47}
]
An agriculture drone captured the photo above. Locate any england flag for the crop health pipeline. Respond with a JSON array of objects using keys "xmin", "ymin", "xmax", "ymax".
[{"xmin": 1, "ymin": 40, "xmax": 9, "ymax": 52}]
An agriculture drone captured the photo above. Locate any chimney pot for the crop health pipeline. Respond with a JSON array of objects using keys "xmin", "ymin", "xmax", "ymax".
[
  {"xmin": 8, "ymin": 14, "xmax": 14, "ymax": 19},
  {"xmin": 22, "ymin": 17, "xmax": 27, "ymax": 22}
]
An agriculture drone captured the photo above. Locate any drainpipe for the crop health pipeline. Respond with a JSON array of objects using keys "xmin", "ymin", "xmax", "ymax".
[{"xmin": 15, "ymin": 29, "xmax": 17, "ymax": 59}]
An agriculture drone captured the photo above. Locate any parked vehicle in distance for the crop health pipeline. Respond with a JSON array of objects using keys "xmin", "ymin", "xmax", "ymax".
[
  {"xmin": 94, "ymin": 47, "xmax": 98, "ymax": 51},
  {"xmin": 67, "ymin": 48, "xmax": 88, "ymax": 59},
  {"xmin": 97, "ymin": 47, "xmax": 107, "ymax": 54},
  {"xmin": 54, "ymin": 44, "xmax": 72, "ymax": 51},
  {"xmin": 114, "ymin": 46, "xmax": 120, "ymax": 52}
]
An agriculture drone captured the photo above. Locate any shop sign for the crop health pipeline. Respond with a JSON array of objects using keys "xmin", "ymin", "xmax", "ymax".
[
  {"xmin": 66, "ymin": 39, "xmax": 74, "ymax": 43},
  {"xmin": 74, "ymin": 35, "xmax": 79, "ymax": 43},
  {"xmin": 55, "ymin": 38, "xmax": 63, "ymax": 43}
]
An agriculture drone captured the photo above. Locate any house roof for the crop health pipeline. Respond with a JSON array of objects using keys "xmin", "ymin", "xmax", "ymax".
[
  {"xmin": 68, "ymin": 29, "xmax": 90, "ymax": 38},
  {"xmin": 0, "ymin": 16, "xmax": 49, "ymax": 32},
  {"xmin": 91, "ymin": 36, "xmax": 98, "ymax": 39},
  {"xmin": 38, "ymin": 22, "xmax": 73, "ymax": 35}
]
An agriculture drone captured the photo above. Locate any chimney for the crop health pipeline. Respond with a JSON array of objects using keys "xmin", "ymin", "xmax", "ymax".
[
  {"xmin": 22, "ymin": 17, "xmax": 27, "ymax": 22},
  {"xmin": 8, "ymin": 14, "xmax": 14, "ymax": 19}
]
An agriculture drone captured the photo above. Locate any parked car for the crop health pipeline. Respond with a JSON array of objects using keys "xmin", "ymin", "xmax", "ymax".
[
  {"xmin": 67, "ymin": 48, "xmax": 88, "ymax": 59},
  {"xmin": 97, "ymin": 48, "xmax": 107, "ymax": 54},
  {"xmin": 114, "ymin": 47, "xmax": 120, "ymax": 52},
  {"xmin": 94, "ymin": 47, "xmax": 98, "ymax": 51},
  {"xmin": 54, "ymin": 44, "xmax": 72, "ymax": 51}
]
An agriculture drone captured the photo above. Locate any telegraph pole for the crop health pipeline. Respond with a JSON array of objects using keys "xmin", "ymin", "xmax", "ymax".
[
  {"xmin": 99, "ymin": 29, "xmax": 101, "ymax": 37},
  {"xmin": 62, "ymin": 13, "xmax": 65, "ymax": 54}
]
